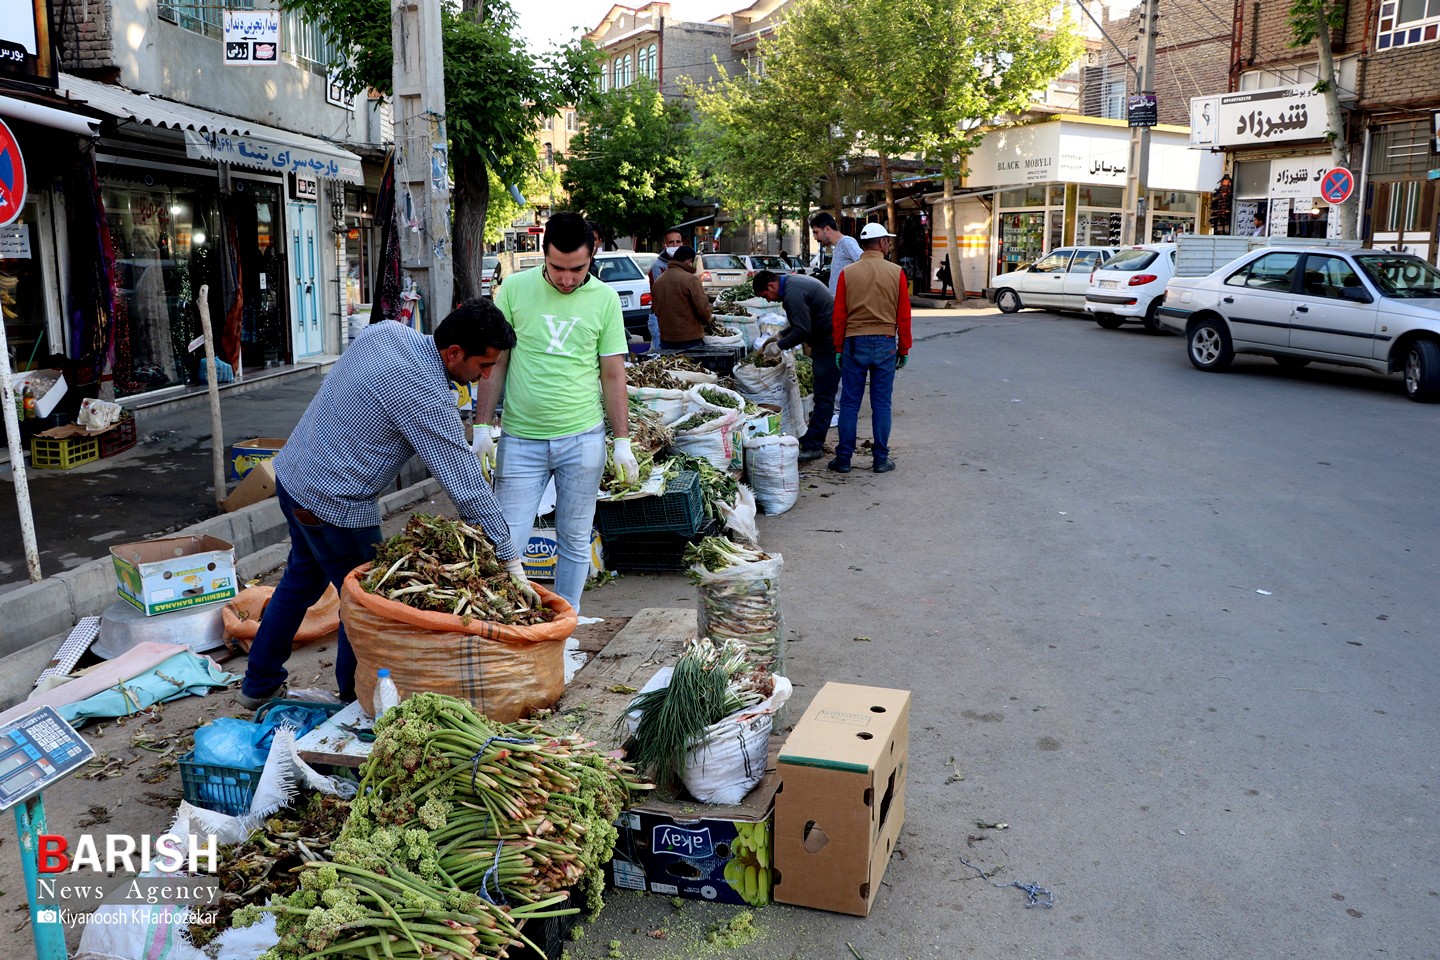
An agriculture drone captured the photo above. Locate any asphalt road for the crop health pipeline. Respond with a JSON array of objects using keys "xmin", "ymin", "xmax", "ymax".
[{"xmin": 564, "ymin": 308, "xmax": 1440, "ymax": 958}]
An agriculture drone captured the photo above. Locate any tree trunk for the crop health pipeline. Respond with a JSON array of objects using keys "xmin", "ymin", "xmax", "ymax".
[
  {"xmin": 799, "ymin": 186, "xmax": 811, "ymax": 261},
  {"xmin": 879, "ymin": 153, "xmax": 897, "ymax": 260},
  {"xmin": 827, "ymin": 163, "xmax": 843, "ymax": 222},
  {"xmin": 452, "ymin": 151, "xmax": 489, "ymax": 302},
  {"xmin": 944, "ymin": 170, "xmax": 962, "ymax": 303},
  {"xmin": 1313, "ymin": 6, "xmax": 1356, "ymax": 240}
]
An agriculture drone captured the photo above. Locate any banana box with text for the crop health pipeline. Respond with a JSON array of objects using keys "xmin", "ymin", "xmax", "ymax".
[{"xmin": 607, "ymin": 764, "xmax": 778, "ymax": 906}]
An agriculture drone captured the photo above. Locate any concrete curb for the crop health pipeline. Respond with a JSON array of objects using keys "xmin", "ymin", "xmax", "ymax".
[{"xmin": 0, "ymin": 462, "xmax": 439, "ymax": 709}]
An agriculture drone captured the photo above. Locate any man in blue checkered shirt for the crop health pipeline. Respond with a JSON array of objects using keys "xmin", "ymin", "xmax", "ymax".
[{"xmin": 239, "ymin": 299, "xmax": 522, "ymax": 707}]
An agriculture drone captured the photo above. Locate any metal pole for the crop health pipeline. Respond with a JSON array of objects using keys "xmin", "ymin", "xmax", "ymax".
[
  {"xmin": 1124, "ymin": 0, "xmax": 1159, "ymax": 245},
  {"xmin": 16, "ymin": 796, "xmax": 67, "ymax": 960},
  {"xmin": 0, "ymin": 314, "xmax": 43, "ymax": 582},
  {"xmin": 195, "ymin": 284, "xmax": 227, "ymax": 511}
]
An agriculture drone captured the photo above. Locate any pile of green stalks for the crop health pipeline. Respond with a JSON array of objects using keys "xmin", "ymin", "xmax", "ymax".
[
  {"xmin": 671, "ymin": 409, "xmax": 725, "ymax": 432},
  {"xmin": 603, "ymin": 443, "xmax": 654, "ymax": 497},
  {"xmin": 362, "ymin": 515, "xmax": 551, "ymax": 626},
  {"xmin": 795, "ymin": 354, "xmax": 814, "ymax": 394},
  {"xmin": 739, "ymin": 351, "xmax": 782, "ymax": 370},
  {"xmin": 697, "ymin": 386, "xmax": 742, "ymax": 410},
  {"xmin": 622, "ymin": 639, "xmax": 773, "ymax": 791},
  {"xmin": 668, "ymin": 453, "xmax": 740, "ymax": 520},
  {"xmin": 232, "ymin": 693, "xmax": 649, "ymax": 959},
  {"xmin": 626, "ymin": 363, "xmax": 689, "ymax": 390}
]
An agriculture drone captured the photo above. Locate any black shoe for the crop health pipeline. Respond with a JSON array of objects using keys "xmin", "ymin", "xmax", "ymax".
[
  {"xmin": 827, "ymin": 458, "xmax": 851, "ymax": 473},
  {"xmin": 873, "ymin": 458, "xmax": 897, "ymax": 474},
  {"xmin": 798, "ymin": 446, "xmax": 825, "ymax": 463}
]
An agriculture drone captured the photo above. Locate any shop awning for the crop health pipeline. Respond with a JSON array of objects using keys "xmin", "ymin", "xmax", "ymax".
[
  {"xmin": 673, "ymin": 213, "xmax": 716, "ymax": 229},
  {"xmin": 0, "ymin": 94, "xmax": 100, "ymax": 137},
  {"xmin": 59, "ymin": 76, "xmax": 364, "ymax": 184}
]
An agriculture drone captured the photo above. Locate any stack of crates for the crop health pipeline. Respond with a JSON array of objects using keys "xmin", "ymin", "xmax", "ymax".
[
  {"xmin": 98, "ymin": 413, "xmax": 137, "ymax": 458},
  {"xmin": 595, "ymin": 470, "xmax": 714, "ymax": 572}
]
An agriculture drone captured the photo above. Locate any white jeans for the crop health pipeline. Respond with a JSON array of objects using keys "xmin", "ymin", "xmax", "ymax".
[{"xmin": 493, "ymin": 424, "xmax": 606, "ymax": 615}]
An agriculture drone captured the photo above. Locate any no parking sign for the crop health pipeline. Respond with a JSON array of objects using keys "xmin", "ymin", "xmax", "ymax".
[
  {"xmin": 0, "ymin": 117, "xmax": 27, "ymax": 228},
  {"xmin": 1321, "ymin": 167, "xmax": 1354, "ymax": 205}
]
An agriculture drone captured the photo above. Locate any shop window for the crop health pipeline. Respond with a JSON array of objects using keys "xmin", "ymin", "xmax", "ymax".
[
  {"xmin": 1077, "ymin": 185, "xmax": 1124, "ymax": 208},
  {"xmin": 1377, "ymin": 0, "xmax": 1440, "ymax": 49},
  {"xmin": 1153, "ymin": 192, "xmax": 1197, "ymax": 213},
  {"xmin": 999, "ymin": 186, "xmax": 1048, "ymax": 207},
  {"xmin": 1233, "ymin": 160, "xmax": 1270, "ymax": 199},
  {"xmin": 1, "ymin": 200, "xmax": 52, "ymax": 372}
]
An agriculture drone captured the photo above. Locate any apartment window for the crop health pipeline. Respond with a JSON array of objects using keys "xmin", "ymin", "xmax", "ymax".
[
  {"xmin": 1377, "ymin": 0, "xmax": 1440, "ymax": 48},
  {"xmin": 282, "ymin": 10, "xmax": 338, "ymax": 77},
  {"xmin": 544, "ymin": 115, "xmax": 554, "ymax": 131},
  {"xmin": 158, "ymin": 0, "xmax": 250, "ymax": 37},
  {"xmin": 1103, "ymin": 80, "xmax": 1126, "ymax": 119},
  {"xmin": 639, "ymin": 44, "xmax": 657, "ymax": 79},
  {"xmin": 613, "ymin": 54, "xmax": 631, "ymax": 88},
  {"xmin": 565, "ymin": 111, "xmax": 577, "ymax": 132}
]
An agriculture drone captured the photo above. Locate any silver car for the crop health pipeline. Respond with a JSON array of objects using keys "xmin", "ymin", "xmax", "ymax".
[
  {"xmin": 987, "ymin": 246, "xmax": 1119, "ymax": 314},
  {"xmin": 1158, "ymin": 247, "xmax": 1440, "ymax": 402},
  {"xmin": 698, "ymin": 253, "xmax": 750, "ymax": 299}
]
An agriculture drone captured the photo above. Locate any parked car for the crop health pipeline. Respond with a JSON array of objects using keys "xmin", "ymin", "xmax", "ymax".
[
  {"xmin": 697, "ymin": 253, "xmax": 750, "ymax": 299},
  {"xmin": 630, "ymin": 252, "xmax": 660, "ymax": 280},
  {"xmin": 481, "ymin": 255, "xmax": 501, "ymax": 298},
  {"xmin": 784, "ymin": 255, "xmax": 809, "ymax": 275},
  {"xmin": 987, "ymin": 246, "xmax": 1119, "ymax": 314},
  {"xmin": 740, "ymin": 254, "xmax": 794, "ymax": 276},
  {"xmin": 1157, "ymin": 247, "xmax": 1440, "ymax": 402},
  {"xmin": 590, "ymin": 252, "xmax": 653, "ymax": 336},
  {"xmin": 1085, "ymin": 243, "xmax": 1176, "ymax": 334}
]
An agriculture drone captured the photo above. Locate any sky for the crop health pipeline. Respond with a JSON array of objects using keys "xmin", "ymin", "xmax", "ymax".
[{"xmin": 517, "ymin": 0, "xmax": 741, "ymax": 53}]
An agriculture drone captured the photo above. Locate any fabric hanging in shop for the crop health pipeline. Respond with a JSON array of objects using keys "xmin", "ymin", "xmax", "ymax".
[
  {"xmin": 221, "ymin": 199, "xmax": 243, "ymax": 368},
  {"xmin": 373, "ymin": 148, "xmax": 402, "ymax": 321},
  {"xmin": 66, "ymin": 158, "xmax": 119, "ymax": 389}
]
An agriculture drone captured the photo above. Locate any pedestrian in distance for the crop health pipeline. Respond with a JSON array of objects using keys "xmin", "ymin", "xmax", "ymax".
[
  {"xmin": 651, "ymin": 245, "xmax": 712, "ymax": 351},
  {"xmin": 829, "ymin": 222, "xmax": 912, "ymax": 475},
  {"xmin": 475, "ymin": 212, "xmax": 638, "ymax": 616},
  {"xmin": 1249, "ymin": 213, "xmax": 1268, "ymax": 237},
  {"xmin": 810, "ymin": 212, "xmax": 863, "ymax": 296},
  {"xmin": 647, "ymin": 226, "xmax": 684, "ymax": 349},
  {"xmin": 937, "ymin": 256, "xmax": 953, "ymax": 298},
  {"xmin": 238, "ymin": 298, "xmax": 525, "ymax": 708},
  {"xmin": 752, "ymin": 268, "xmax": 839, "ymax": 461}
]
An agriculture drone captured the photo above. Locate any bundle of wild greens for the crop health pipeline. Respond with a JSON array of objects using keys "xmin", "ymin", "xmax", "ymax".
[
  {"xmin": 671, "ymin": 409, "xmax": 725, "ymax": 432},
  {"xmin": 697, "ymin": 386, "xmax": 742, "ymax": 410},
  {"xmin": 626, "ymin": 363, "xmax": 689, "ymax": 390},
  {"xmin": 623, "ymin": 400, "xmax": 674, "ymax": 455},
  {"xmin": 648, "ymin": 353, "xmax": 707, "ymax": 375},
  {"xmin": 740, "ymin": 350, "xmax": 782, "ymax": 369},
  {"xmin": 603, "ymin": 443, "xmax": 653, "ymax": 497},
  {"xmin": 668, "ymin": 452, "xmax": 740, "ymax": 519},
  {"xmin": 685, "ymin": 536, "xmax": 784, "ymax": 669},
  {"xmin": 363, "ymin": 515, "xmax": 551, "ymax": 625},
  {"xmin": 716, "ymin": 280, "xmax": 755, "ymax": 306},
  {"xmin": 623, "ymin": 639, "xmax": 773, "ymax": 791},
  {"xmin": 683, "ymin": 536, "xmax": 772, "ymax": 576},
  {"xmin": 795, "ymin": 353, "xmax": 814, "ymax": 395}
]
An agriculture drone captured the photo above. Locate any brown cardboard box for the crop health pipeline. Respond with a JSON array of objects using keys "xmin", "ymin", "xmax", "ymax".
[
  {"xmin": 773, "ymin": 682, "xmax": 910, "ymax": 916},
  {"xmin": 222, "ymin": 460, "xmax": 277, "ymax": 512},
  {"xmin": 110, "ymin": 535, "xmax": 238, "ymax": 616},
  {"xmin": 228, "ymin": 437, "xmax": 287, "ymax": 480}
]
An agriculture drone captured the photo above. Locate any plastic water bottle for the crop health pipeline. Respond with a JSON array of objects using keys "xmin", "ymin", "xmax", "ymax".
[{"xmin": 374, "ymin": 668, "xmax": 400, "ymax": 718}]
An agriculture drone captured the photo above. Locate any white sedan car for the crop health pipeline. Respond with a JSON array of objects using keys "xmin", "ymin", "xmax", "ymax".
[
  {"xmin": 1157, "ymin": 247, "xmax": 1440, "ymax": 402},
  {"xmin": 987, "ymin": 246, "xmax": 1119, "ymax": 314},
  {"xmin": 1085, "ymin": 243, "xmax": 1176, "ymax": 334}
]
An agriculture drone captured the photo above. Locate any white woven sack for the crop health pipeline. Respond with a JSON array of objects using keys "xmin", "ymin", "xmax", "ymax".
[{"xmin": 744, "ymin": 435, "xmax": 800, "ymax": 515}]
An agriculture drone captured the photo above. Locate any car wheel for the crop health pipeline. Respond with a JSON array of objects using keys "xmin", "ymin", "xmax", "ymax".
[
  {"xmin": 1094, "ymin": 315, "xmax": 1124, "ymax": 330},
  {"xmin": 1404, "ymin": 338, "xmax": 1440, "ymax": 402},
  {"xmin": 1187, "ymin": 316, "xmax": 1233, "ymax": 371},
  {"xmin": 995, "ymin": 289, "xmax": 1022, "ymax": 314},
  {"xmin": 1141, "ymin": 299, "xmax": 1166, "ymax": 335},
  {"xmin": 1274, "ymin": 356, "xmax": 1311, "ymax": 370}
]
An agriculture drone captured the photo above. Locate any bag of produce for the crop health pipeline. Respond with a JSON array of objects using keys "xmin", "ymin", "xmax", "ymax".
[
  {"xmin": 626, "ymin": 384, "xmax": 690, "ymax": 425},
  {"xmin": 684, "ymin": 674, "xmax": 791, "ymax": 804},
  {"xmin": 703, "ymin": 331, "xmax": 746, "ymax": 348},
  {"xmin": 688, "ymin": 383, "xmax": 747, "ymax": 415},
  {"xmin": 669, "ymin": 407, "xmax": 743, "ymax": 475},
  {"xmin": 340, "ymin": 516, "xmax": 575, "ymax": 719},
  {"xmin": 718, "ymin": 483, "xmax": 760, "ymax": 544},
  {"xmin": 222, "ymin": 584, "xmax": 340, "ymax": 651},
  {"xmin": 744, "ymin": 435, "xmax": 800, "ymax": 515},
  {"xmin": 685, "ymin": 537, "xmax": 784, "ymax": 669}
]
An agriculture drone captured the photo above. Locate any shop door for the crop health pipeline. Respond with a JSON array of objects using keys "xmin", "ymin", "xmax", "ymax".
[
  {"xmin": 287, "ymin": 201, "xmax": 323, "ymax": 358},
  {"xmin": 235, "ymin": 181, "xmax": 286, "ymax": 369}
]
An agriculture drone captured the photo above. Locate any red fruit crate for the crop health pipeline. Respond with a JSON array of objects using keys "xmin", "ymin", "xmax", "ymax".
[{"xmin": 98, "ymin": 413, "xmax": 137, "ymax": 458}]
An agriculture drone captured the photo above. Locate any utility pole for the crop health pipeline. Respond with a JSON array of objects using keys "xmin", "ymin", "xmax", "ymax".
[
  {"xmin": 391, "ymin": 0, "xmax": 452, "ymax": 328},
  {"xmin": 1123, "ymin": 0, "xmax": 1159, "ymax": 246}
]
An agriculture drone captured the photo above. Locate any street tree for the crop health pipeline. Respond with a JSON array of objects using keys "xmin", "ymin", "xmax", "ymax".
[
  {"xmin": 767, "ymin": 0, "xmax": 1079, "ymax": 270},
  {"xmin": 1288, "ymin": 0, "xmax": 1356, "ymax": 239},
  {"xmin": 562, "ymin": 80, "xmax": 702, "ymax": 244},
  {"xmin": 279, "ymin": 0, "xmax": 594, "ymax": 299}
]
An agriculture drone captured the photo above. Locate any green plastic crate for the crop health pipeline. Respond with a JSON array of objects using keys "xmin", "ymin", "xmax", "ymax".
[{"xmin": 595, "ymin": 470, "xmax": 705, "ymax": 537}]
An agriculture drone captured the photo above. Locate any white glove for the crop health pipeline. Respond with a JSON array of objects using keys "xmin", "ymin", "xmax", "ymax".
[
  {"xmin": 760, "ymin": 338, "xmax": 782, "ymax": 359},
  {"xmin": 470, "ymin": 424, "xmax": 497, "ymax": 461},
  {"xmin": 503, "ymin": 557, "xmax": 543, "ymax": 610},
  {"xmin": 612, "ymin": 437, "xmax": 640, "ymax": 485}
]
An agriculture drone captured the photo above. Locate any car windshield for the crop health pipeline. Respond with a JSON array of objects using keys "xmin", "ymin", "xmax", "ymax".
[
  {"xmin": 702, "ymin": 255, "xmax": 746, "ymax": 270},
  {"xmin": 1100, "ymin": 249, "xmax": 1159, "ymax": 271},
  {"xmin": 591, "ymin": 257, "xmax": 643, "ymax": 282},
  {"xmin": 754, "ymin": 256, "xmax": 785, "ymax": 269},
  {"xmin": 1353, "ymin": 255, "xmax": 1440, "ymax": 299},
  {"xmin": 482, "ymin": 256, "xmax": 498, "ymax": 270}
]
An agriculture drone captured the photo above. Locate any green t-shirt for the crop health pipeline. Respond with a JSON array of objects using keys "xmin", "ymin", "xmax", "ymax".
[{"xmin": 494, "ymin": 265, "xmax": 628, "ymax": 440}]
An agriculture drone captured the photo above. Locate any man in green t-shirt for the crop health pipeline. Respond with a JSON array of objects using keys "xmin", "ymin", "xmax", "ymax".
[{"xmin": 474, "ymin": 212, "xmax": 638, "ymax": 615}]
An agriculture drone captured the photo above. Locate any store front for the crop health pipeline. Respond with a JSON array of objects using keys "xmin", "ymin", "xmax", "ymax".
[
  {"xmin": 966, "ymin": 117, "xmax": 1221, "ymax": 284},
  {"xmin": 1230, "ymin": 153, "xmax": 1338, "ymax": 241},
  {"xmin": 1365, "ymin": 118, "xmax": 1439, "ymax": 265}
]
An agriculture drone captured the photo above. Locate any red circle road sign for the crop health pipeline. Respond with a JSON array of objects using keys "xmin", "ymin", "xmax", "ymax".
[
  {"xmin": 0, "ymin": 117, "xmax": 26, "ymax": 228},
  {"xmin": 1321, "ymin": 167, "xmax": 1354, "ymax": 205}
]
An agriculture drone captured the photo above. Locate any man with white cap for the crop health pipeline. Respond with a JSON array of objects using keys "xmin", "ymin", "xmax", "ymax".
[{"xmin": 829, "ymin": 222, "xmax": 911, "ymax": 474}]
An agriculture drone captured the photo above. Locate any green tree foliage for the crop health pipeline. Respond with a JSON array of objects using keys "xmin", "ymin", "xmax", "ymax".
[
  {"xmin": 562, "ymin": 81, "xmax": 702, "ymax": 243},
  {"xmin": 1285, "ymin": 0, "xmax": 1355, "ymax": 237},
  {"xmin": 279, "ymin": 0, "xmax": 595, "ymax": 297}
]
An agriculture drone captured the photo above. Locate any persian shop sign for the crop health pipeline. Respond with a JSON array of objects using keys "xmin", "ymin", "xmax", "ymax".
[{"xmin": 1196, "ymin": 86, "xmax": 1328, "ymax": 148}]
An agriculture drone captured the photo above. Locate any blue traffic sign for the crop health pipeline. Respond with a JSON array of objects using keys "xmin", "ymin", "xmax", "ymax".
[{"xmin": 1321, "ymin": 167, "xmax": 1354, "ymax": 204}]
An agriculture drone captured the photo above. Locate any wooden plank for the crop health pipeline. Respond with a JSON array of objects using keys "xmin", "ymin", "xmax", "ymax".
[{"xmin": 555, "ymin": 607, "xmax": 696, "ymax": 750}]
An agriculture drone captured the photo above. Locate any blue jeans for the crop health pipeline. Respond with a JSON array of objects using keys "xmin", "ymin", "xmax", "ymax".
[
  {"xmin": 242, "ymin": 481, "xmax": 381, "ymax": 701},
  {"xmin": 800, "ymin": 347, "xmax": 841, "ymax": 451},
  {"xmin": 647, "ymin": 313, "xmax": 661, "ymax": 351},
  {"xmin": 493, "ymin": 424, "xmax": 606, "ymax": 615},
  {"xmin": 835, "ymin": 334, "xmax": 897, "ymax": 463}
]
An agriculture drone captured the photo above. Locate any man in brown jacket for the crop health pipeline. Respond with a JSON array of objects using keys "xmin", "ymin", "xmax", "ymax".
[{"xmin": 651, "ymin": 246, "xmax": 711, "ymax": 350}]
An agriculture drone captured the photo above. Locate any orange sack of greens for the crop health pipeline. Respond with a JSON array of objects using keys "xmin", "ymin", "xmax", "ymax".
[
  {"xmin": 340, "ymin": 563, "xmax": 575, "ymax": 720},
  {"xmin": 223, "ymin": 585, "xmax": 341, "ymax": 651}
]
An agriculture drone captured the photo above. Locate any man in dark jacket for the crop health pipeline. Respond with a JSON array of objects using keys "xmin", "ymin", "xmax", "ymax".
[
  {"xmin": 651, "ymin": 246, "xmax": 712, "ymax": 350},
  {"xmin": 753, "ymin": 269, "xmax": 839, "ymax": 461},
  {"xmin": 646, "ymin": 226, "xmax": 683, "ymax": 348}
]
